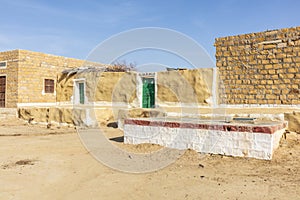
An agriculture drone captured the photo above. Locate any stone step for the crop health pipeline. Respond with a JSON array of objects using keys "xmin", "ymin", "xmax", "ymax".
[{"xmin": 0, "ymin": 108, "xmax": 17, "ymax": 119}]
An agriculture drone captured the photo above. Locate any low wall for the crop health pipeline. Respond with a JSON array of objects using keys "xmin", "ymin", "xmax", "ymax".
[
  {"xmin": 18, "ymin": 107, "xmax": 99, "ymax": 127},
  {"xmin": 17, "ymin": 106, "xmax": 166, "ymax": 127},
  {"xmin": 124, "ymin": 118, "xmax": 287, "ymax": 160},
  {"xmin": 17, "ymin": 106, "xmax": 298, "ymax": 134}
]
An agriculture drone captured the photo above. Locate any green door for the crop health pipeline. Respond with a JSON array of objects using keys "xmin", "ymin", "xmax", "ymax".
[
  {"xmin": 79, "ymin": 82, "xmax": 85, "ymax": 104},
  {"xmin": 142, "ymin": 78, "xmax": 155, "ymax": 108}
]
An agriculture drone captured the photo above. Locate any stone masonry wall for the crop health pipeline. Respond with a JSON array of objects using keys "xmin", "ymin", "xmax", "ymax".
[
  {"xmin": 17, "ymin": 50, "xmax": 86, "ymax": 105},
  {"xmin": 215, "ymin": 26, "xmax": 300, "ymax": 105},
  {"xmin": 0, "ymin": 50, "xmax": 19, "ymax": 107}
]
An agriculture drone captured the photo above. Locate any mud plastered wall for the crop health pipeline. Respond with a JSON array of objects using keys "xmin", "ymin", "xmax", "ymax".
[
  {"xmin": 215, "ymin": 26, "xmax": 300, "ymax": 105},
  {"xmin": 57, "ymin": 69, "xmax": 213, "ymax": 106},
  {"xmin": 0, "ymin": 50, "xmax": 19, "ymax": 107},
  {"xmin": 157, "ymin": 68, "xmax": 213, "ymax": 105},
  {"xmin": 52, "ymin": 69, "xmax": 214, "ymax": 126},
  {"xmin": 18, "ymin": 107, "xmax": 96, "ymax": 126},
  {"xmin": 57, "ymin": 71, "xmax": 137, "ymax": 104}
]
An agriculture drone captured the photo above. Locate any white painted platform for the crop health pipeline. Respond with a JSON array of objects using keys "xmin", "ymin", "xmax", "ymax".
[{"xmin": 124, "ymin": 118, "xmax": 287, "ymax": 160}]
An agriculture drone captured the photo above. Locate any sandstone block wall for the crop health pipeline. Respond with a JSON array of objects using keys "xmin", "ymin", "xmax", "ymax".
[
  {"xmin": 215, "ymin": 26, "xmax": 300, "ymax": 105},
  {"xmin": 18, "ymin": 50, "xmax": 86, "ymax": 104},
  {"xmin": 0, "ymin": 49, "xmax": 87, "ymax": 107},
  {"xmin": 0, "ymin": 50, "xmax": 19, "ymax": 107}
]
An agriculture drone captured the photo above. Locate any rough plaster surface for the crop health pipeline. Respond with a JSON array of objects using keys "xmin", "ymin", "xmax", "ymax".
[
  {"xmin": 157, "ymin": 69, "xmax": 213, "ymax": 105},
  {"xmin": 57, "ymin": 69, "xmax": 213, "ymax": 107},
  {"xmin": 18, "ymin": 107, "xmax": 168, "ymax": 128},
  {"xmin": 18, "ymin": 107, "xmax": 98, "ymax": 127},
  {"xmin": 57, "ymin": 71, "xmax": 137, "ymax": 104},
  {"xmin": 284, "ymin": 111, "xmax": 300, "ymax": 133},
  {"xmin": 56, "ymin": 73, "xmax": 76, "ymax": 102}
]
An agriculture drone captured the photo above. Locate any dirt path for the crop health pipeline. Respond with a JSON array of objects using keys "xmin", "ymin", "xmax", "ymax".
[{"xmin": 0, "ymin": 119, "xmax": 299, "ymax": 200}]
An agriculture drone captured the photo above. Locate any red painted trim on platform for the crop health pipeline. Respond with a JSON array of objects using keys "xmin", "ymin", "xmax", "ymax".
[{"xmin": 124, "ymin": 119, "xmax": 287, "ymax": 134}]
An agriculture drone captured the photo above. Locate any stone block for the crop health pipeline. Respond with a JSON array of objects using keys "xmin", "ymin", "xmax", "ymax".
[
  {"xmin": 277, "ymin": 43, "xmax": 287, "ymax": 48},
  {"xmin": 264, "ymin": 44, "xmax": 277, "ymax": 49}
]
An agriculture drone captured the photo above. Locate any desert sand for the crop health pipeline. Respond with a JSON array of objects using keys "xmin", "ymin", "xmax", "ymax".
[{"xmin": 1, "ymin": 118, "xmax": 300, "ymax": 200}]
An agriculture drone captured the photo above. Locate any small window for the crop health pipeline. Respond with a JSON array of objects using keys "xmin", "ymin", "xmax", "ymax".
[
  {"xmin": 0, "ymin": 61, "xmax": 7, "ymax": 68},
  {"xmin": 44, "ymin": 79, "xmax": 54, "ymax": 93}
]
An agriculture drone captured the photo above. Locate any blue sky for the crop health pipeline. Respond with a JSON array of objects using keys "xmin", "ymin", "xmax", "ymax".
[{"xmin": 0, "ymin": 0, "xmax": 299, "ymax": 70}]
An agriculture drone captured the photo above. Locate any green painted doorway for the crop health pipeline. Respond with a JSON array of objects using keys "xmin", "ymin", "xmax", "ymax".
[
  {"xmin": 142, "ymin": 78, "xmax": 155, "ymax": 108},
  {"xmin": 78, "ymin": 82, "xmax": 85, "ymax": 104}
]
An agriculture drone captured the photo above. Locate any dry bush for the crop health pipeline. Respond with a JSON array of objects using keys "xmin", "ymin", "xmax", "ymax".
[{"xmin": 105, "ymin": 61, "xmax": 136, "ymax": 72}]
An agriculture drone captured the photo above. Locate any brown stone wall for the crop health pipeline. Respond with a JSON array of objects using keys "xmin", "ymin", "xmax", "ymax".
[
  {"xmin": 17, "ymin": 50, "xmax": 85, "ymax": 104},
  {"xmin": 215, "ymin": 26, "xmax": 300, "ymax": 104},
  {"xmin": 0, "ymin": 50, "xmax": 19, "ymax": 107}
]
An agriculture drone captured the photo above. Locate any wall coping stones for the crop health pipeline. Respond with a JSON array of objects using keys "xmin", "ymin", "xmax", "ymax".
[{"xmin": 124, "ymin": 118, "xmax": 287, "ymax": 134}]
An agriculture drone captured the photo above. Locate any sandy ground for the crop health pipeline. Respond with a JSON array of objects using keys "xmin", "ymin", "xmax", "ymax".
[{"xmin": 1, "ymin": 119, "xmax": 300, "ymax": 200}]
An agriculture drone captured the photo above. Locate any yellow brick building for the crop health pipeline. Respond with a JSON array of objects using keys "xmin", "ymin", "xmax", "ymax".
[{"xmin": 0, "ymin": 49, "xmax": 86, "ymax": 108}]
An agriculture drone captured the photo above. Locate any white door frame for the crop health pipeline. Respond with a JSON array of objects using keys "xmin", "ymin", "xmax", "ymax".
[
  {"xmin": 73, "ymin": 78, "xmax": 86, "ymax": 105},
  {"xmin": 136, "ymin": 72, "xmax": 157, "ymax": 108}
]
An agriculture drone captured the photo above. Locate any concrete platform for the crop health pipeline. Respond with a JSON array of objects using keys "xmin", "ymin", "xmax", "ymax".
[{"xmin": 124, "ymin": 118, "xmax": 287, "ymax": 160}]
